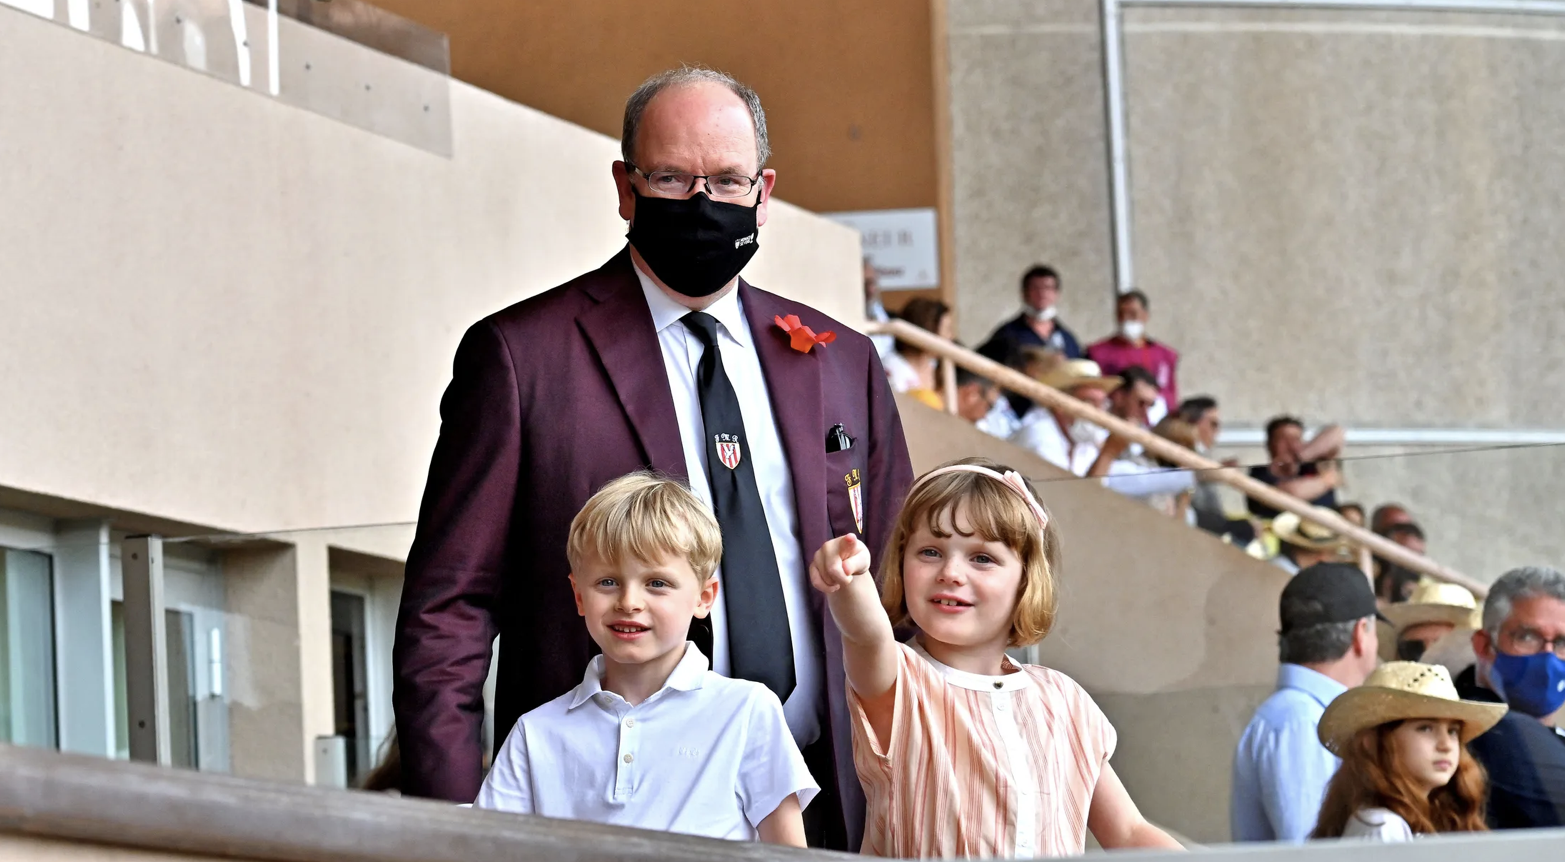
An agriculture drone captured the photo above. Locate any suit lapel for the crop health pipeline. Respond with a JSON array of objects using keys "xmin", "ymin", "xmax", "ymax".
[
  {"xmin": 577, "ymin": 250, "xmax": 687, "ymax": 479},
  {"xmin": 741, "ymin": 282, "xmax": 828, "ymax": 551}
]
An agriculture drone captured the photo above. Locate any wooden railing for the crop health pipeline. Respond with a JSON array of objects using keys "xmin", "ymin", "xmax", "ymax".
[
  {"xmin": 0, "ymin": 745, "xmax": 839, "ymax": 862},
  {"xmin": 868, "ymin": 319, "xmax": 1487, "ymax": 598}
]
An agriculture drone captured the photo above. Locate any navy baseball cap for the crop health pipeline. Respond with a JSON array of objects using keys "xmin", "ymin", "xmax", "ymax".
[{"xmin": 1280, "ymin": 563, "xmax": 1387, "ymax": 633}]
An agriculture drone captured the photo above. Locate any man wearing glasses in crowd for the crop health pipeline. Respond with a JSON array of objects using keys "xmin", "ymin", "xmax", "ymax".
[
  {"xmin": 1456, "ymin": 566, "xmax": 1565, "ymax": 828},
  {"xmin": 393, "ymin": 67, "xmax": 913, "ymax": 849}
]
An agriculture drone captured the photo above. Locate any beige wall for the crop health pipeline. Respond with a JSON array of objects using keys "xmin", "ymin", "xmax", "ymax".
[
  {"xmin": 898, "ymin": 396, "xmax": 1287, "ymax": 842},
  {"xmin": 947, "ymin": 0, "xmax": 1119, "ymax": 348},
  {"xmin": 943, "ymin": 3, "xmax": 1565, "ymax": 581},
  {"xmin": 0, "ymin": 5, "xmax": 862, "ymax": 539}
]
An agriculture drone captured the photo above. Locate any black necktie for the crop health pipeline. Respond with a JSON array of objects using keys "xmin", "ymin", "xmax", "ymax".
[{"xmin": 681, "ymin": 311, "xmax": 795, "ymax": 701}]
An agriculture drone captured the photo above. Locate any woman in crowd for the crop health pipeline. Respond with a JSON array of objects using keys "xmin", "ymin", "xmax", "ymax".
[
  {"xmin": 808, "ymin": 457, "xmax": 1182, "ymax": 856},
  {"xmin": 882, "ymin": 298, "xmax": 953, "ymax": 409},
  {"xmin": 1312, "ymin": 661, "xmax": 1505, "ymax": 841}
]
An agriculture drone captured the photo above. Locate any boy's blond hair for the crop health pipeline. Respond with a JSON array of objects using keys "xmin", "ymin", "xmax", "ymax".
[
  {"xmin": 567, "ymin": 472, "xmax": 722, "ymax": 579},
  {"xmin": 880, "ymin": 458, "xmax": 1060, "ymax": 647}
]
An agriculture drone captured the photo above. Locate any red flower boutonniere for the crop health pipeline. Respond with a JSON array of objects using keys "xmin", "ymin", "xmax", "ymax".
[{"xmin": 774, "ymin": 314, "xmax": 836, "ymax": 354}]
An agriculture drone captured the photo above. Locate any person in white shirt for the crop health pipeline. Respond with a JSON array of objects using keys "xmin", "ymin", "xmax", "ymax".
[
  {"xmin": 474, "ymin": 473, "xmax": 817, "ymax": 844},
  {"xmin": 1008, "ymin": 351, "xmax": 1121, "ymax": 474},
  {"xmin": 863, "ymin": 259, "xmax": 895, "ymax": 361}
]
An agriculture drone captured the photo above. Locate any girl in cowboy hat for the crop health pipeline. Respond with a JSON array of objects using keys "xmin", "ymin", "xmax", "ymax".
[
  {"xmin": 1311, "ymin": 661, "xmax": 1507, "ymax": 841},
  {"xmin": 808, "ymin": 457, "xmax": 1180, "ymax": 857}
]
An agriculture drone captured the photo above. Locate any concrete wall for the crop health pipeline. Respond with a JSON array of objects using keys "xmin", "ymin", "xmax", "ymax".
[
  {"xmin": 947, "ymin": 0, "xmax": 1118, "ymax": 348},
  {"xmin": 0, "ymin": 4, "xmax": 863, "ymax": 538},
  {"xmin": 898, "ymin": 396, "xmax": 1286, "ymax": 843}
]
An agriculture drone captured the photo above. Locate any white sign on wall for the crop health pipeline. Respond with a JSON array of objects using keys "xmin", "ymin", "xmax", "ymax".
[{"xmin": 824, "ymin": 207, "xmax": 940, "ymax": 290}]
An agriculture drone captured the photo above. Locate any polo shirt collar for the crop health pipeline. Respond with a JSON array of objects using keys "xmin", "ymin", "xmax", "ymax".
[
  {"xmin": 566, "ymin": 642, "xmax": 710, "ymax": 710},
  {"xmin": 633, "ymin": 259, "xmax": 751, "ymax": 349},
  {"xmin": 1277, "ymin": 663, "xmax": 1348, "ymax": 707},
  {"xmin": 910, "ymin": 637, "xmax": 1030, "ymax": 692}
]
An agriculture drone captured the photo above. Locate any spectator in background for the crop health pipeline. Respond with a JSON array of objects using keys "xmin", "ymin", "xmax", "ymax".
[
  {"xmin": 1270, "ymin": 513, "xmax": 1352, "ymax": 576},
  {"xmin": 1178, "ymin": 396, "xmax": 1222, "ymax": 456},
  {"xmin": 977, "ymin": 265, "xmax": 1083, "ymax": 366},
  {"xmin": 1382, "ymin": 582, "xmax": 1480, "ymax": 664},
  {"xmin": 1085, "ymin": 367, "xmax": 1198, "ymax": 507},
  {"xmin": 1375, "ymin": 523, "xmax": 1429, "ymax": 603},
  {"xmin": 1248, "ymin": 416, "xmax": 1344, "ymax": 521},
  {"xmin": 1337, "ymin": 503, "xmax": 1366, "ymax": 528},
  {"xmin": 1087, "ymin": 290, "xmax": 1179, "ymax": 424},
  {"xmin": 863, "ymin": 258, "xmax": 894, "ymax": 361},
  {"xmin": 1232, "ymin": 564, "xmax": 1383, "ymax": 842},
  {"xmin": 1455, "ymin": 566, "xmax": 1565, "ymax": 829},
  {"xmin": 1372, "ymin": 503, "xmax": 1416, "ymax": 535},
  {"xmin": 954, "ymin": 367, "xmax": 1001, "ymax": 427},
  {"xmin": 883, "ymin": 297, "xmax": 952, "ymax": 410},
  {"xmin": 1009, "ymin": 352, "xmax": 1120, "ymax": 474},
  {"xmin": 1177, "ymin": 396, "xmax": 1255, "ymax": 545}
]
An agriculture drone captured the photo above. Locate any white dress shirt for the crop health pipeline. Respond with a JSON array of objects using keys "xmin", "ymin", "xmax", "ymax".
[
  {"xmin": 1010, "ymin": 407, "xmax": 1103, "ymax": 475},
  {"xmin": 475, "ymin": 644, "xmax": 819, "ymax": 839},
  {"xmin": 635, "ymin": 264, "xmax": 824, "ymax": 748}
]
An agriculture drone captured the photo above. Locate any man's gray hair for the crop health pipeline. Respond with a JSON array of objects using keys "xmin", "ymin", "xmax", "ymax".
[
  {"xmin": 621, "ymin": 66, "xmax": 770, "ymax": 169},
  {"xmin": 1279, "ymin": 617, "xmax": 1368, "ymax": 665},
  {"xmin": 1482, "ymin": 566, "xmax": 1565, "ymax": 635}
]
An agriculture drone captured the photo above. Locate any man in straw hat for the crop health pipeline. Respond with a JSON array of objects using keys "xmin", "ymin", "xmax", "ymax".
[
  {"xmin": 1268, "ymin": 512, "xmax": 1352, "ymax": 576},
  {"xmin": 1232, "ymin": 563, "xmax": 1384, "ymax": 842},
  {"xmin": 1008, "ymin": 350, "xmax": 1121, "ymax": 474},
  {"xmin": 1453, "ymin": 566, "xmax": 1565, "ymax": 829},
  {"xmin": 1313, "ymin": 661, "xmax": 1507, "ymax": 840},
  {"xmin": 1379, "ymin": 582, "xmax": 1480, "ymax": 664}
]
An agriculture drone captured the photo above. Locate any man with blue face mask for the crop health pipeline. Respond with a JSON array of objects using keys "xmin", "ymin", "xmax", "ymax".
[{"xmin": 1454, "ymin": 566, "xmax": 1565, "ymax": 828}]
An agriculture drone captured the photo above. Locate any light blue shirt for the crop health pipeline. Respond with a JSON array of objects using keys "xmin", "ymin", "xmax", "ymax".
[{"xmin": 1230, "ymin": 664, "xmax": 1347, "ymax": 842}]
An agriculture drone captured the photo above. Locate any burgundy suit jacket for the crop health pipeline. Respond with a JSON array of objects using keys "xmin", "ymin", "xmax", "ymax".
[{"xmin": 393, "ymin": 248, "xmax": 913, "ymax": 844}]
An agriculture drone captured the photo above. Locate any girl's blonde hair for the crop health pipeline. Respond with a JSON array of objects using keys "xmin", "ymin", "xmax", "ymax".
[{"xmin": 880, "ymin": 457, "xmax": 1060, "ymax": 646}]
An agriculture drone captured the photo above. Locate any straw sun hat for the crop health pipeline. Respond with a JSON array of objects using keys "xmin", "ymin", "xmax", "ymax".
[
  {"xmin": 1271, "ymin": 512, "xmax": 1349, "ymax": 552},
  {"xmin": 1381, "ymin": 581, "xmax": 1482, "ymax": 634},
  {"xmin": 1316, "ymin": 662, "xmax": 1508, "ymax": 755},
  {"xmin": 1029, "ymin": 356, "xmax": 1122, "ymax": 393}
]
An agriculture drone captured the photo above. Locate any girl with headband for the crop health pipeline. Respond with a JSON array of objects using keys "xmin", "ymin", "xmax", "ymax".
[{"xmin": 808, "ymin": 457, "xmax": 1181, "ymax": 857}]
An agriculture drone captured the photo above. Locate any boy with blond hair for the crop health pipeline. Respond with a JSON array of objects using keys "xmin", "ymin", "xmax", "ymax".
[{"xmin": 474, "ymin": 472, "xmax": 815, "ymax": 844}]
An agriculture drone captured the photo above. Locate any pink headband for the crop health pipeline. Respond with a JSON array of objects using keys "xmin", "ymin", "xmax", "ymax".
[{"xmin": 910, "ymin": 464, "xmax": 1050, "ymax": 531}]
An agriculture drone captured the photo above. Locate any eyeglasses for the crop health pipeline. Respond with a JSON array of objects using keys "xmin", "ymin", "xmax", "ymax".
[
  {"xmin": 1504, "ymin": 627, "xmax": 1565, "ymax": 659},
  {"xmin": 628, "ymin": 164, "xmax": 762, "ymax": 199}
]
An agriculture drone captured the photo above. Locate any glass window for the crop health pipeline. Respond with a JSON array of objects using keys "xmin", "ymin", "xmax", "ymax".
[
  {"xmin": 0, "ymin": 548, "xmax": 58, "ymax": 748},
  {"xmin": 330, "ymin": 591, "xmax": 370, "ymax": 784}
]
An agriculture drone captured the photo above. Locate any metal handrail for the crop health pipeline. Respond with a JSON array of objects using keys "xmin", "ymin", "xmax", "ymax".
[{"xmin": 869, "ymin": 319, "xmax": 1487, "ymax": 597}]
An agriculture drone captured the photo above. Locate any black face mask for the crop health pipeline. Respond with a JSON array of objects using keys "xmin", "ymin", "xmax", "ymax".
[{"xmin": 626, "ymin": 191, "xmax": 760, "ymax": 298}]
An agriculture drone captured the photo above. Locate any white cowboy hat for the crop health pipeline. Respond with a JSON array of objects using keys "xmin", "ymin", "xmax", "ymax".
[
  {"xmin": 1316, "ymin": 661, "xmax": 1507, "ymax": 754},
  {"xmin": 1381, "ymin": 581, "xmax": 1482, "ymax": 634}
]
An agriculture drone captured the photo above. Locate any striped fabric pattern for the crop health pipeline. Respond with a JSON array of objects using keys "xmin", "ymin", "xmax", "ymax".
[{"xmin": 850, "ymin": 642, "xmax": 1116, "ymax": 858}]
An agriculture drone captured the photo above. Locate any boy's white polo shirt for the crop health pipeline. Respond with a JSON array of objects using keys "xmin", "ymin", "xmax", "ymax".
[{"xmin": 474, "ymin": 643, "xmax": 818, "ymax": 841}]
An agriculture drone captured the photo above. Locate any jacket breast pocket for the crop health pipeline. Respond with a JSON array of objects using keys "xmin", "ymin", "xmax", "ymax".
[{"xmin": 825, "ymin": 445, "xmax": 868, "ymax": 540}]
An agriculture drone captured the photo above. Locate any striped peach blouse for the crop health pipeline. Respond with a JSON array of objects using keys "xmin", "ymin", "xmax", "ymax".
[{"xmin": 849, "ymin": 641, "xmax": 1116, "ymax": 858}]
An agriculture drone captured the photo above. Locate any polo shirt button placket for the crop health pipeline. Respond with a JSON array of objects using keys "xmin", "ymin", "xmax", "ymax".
[{"xmin": 614, "ymin": 709, "xmax": 639, "ymax": 800}]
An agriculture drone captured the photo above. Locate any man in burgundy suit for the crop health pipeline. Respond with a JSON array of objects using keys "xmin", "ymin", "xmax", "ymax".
[{"xmin": 393, "ymin": 68, "xmax": 913, "ymax": 849}]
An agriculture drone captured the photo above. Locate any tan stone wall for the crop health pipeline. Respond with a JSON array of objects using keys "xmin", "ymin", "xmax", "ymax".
[
  {"xmin": 944, "ymin": 2, "xmax": 1565, "ymax": 584},
  {"xmin": 0, "ymin": 7, "xmax": 862, "ymax": 538},
  {"xmin": 946, "ymin": 0, "xmax": 1119, "ymax": 348}
]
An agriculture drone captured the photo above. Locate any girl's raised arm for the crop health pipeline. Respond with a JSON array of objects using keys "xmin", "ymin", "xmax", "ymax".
[{"xmin": 809, "ymin": 535, "xmax": 899, "ymax": 708}]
